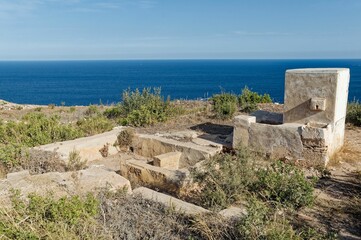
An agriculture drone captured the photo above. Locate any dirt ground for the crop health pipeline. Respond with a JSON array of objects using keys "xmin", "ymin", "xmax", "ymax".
[{"xmin": 1, "ymin": 100, "xmax": 361, "ymax": 239}]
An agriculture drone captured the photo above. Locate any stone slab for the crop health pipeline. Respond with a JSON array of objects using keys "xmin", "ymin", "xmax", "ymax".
[
  {"xmin": 34, "ymin": 127, "xmax": 125, "ymax": 163},
  {"xmin": 133, "ymin": 187, "xmax": 209, "ymax": 215},
  {"xmin": 0, "ymin": 166, "xmax": 131, "ymax": 205}
]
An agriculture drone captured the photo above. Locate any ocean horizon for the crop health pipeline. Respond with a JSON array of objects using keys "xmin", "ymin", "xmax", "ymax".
[{"xmin": 0, "ymin": 59, "xmax": 360, "ymax": 106}]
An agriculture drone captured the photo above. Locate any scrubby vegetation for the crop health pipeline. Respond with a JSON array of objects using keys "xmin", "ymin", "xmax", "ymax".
[
  {"xmin": 0, "ymin": 112, "xmax": 114, "ymax": 173},
  {"xmin": 238, "ymin": 86, "xmax": 272, "ymax": 113},
  {"xmin": 186, "ymin": 148, "xmax": 330, "ymax": 239},
  {"xmin": 104, "ymin": 87, "xmax": 184, "ymax": 127},
  {"xmin": 0, "ymin": 191, "xmax": 109, "ymax": 239},
  {"xmin": 211, "ymin": 93, "xmax": 238, "ymax": 119},
  {"xmin": 346, "ymin": 100, "xmax": 361, "ymax": 126},
  {"xmin": 191, "ymin": 148, "xmax": 316, "ymax": 210},
  {"xmin": 211, "ymin": 87, "xmax": 272, "ymax": 119}
]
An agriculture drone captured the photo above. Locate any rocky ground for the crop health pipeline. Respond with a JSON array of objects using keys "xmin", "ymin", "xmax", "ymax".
[{"xmin": 0, "ymin": 100, "xmax": 360, "ymax": 239}]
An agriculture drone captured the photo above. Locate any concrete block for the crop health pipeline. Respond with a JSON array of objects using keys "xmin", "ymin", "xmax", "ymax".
[
  {"xmin": 153, "ymin": 152, "xmax": 181, "ymax": 170},
  {"xmin": 133, "ymin": 187, "xmax": 209, "ymax": 215},
  {"xmin": 284, "ymin": 68, "xmax": 349, "ymax": 125}
]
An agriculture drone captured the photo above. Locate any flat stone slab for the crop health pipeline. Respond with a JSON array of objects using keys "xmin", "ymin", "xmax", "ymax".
[
  {"xmin": 34, "ymin": 127, "xmax": 125, "ymax": 163},
  {"xmin": 133, "ymin": 187, "xmax": 209, "ymax": 215},
  {"xmin": 0, "ymin": 166, "xmax": 131, "ymax": 205}
]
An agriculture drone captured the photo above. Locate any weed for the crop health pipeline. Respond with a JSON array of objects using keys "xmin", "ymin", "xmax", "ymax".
[
  {"xmin": 99, "ymin": 144, "xmax": 109, "ymax": 157},
  {"xmin": 66, "ymin": 150, "xmax": 87, "ymax": 171},
  {"xmin": 211, "ymin": 93, "xmax": 238, "ymax": 119},
  {"xmin": 114, "ymin": 128, "xmax": 135, "ymax": 151},
  {"xmin": 34, "ymin": 107, "xmax": 42, "ymax": 112}
]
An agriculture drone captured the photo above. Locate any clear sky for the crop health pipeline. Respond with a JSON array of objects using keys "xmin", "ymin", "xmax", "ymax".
[{"xmin": 0, "ymin": 0, "xmax": 360, "ymax": 60}]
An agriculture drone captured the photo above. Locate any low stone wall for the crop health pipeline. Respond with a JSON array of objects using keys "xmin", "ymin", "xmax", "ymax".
[
  {"xmin": 233, "ymin": 115, "xmax": 333, "ymax": 167},
  {"xmin": 132, "ymin": 134, "xmax": 223, "ymax": 168}
]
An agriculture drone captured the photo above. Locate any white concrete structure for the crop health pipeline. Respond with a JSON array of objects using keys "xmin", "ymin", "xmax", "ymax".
[{"xmin": 233, "ymin": 68, "xmax": 350, "ymax": 167}]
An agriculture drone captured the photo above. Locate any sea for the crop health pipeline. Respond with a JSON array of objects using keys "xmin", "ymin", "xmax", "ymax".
[{"xmin": 0, "ymin": 59, "xmax": 360, "ymax": 106}]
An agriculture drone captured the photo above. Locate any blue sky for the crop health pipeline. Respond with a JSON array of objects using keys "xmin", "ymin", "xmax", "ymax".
[{"xmin": 0, "ymin": 0, "xmax": 360, "ymax": 60}]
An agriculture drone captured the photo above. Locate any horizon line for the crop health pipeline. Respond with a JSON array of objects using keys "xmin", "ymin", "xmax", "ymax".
[{"xmin": 1, "ymin": 57, "xmax": 361, "ymax": 62}]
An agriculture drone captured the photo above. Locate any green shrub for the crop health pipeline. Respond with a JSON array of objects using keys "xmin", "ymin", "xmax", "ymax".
[
  {"xmin": 0, "ymin": 113, "xmax": 84, "ymax": 170},
  {"xmin": 238, "ymin": 197, "xmax": 299, "ymax": 240},
  {"xmin": 192, "ymin": 148, "xmax": 316, "ymax": 210},
  {"xmin": 238, "ymin": 86, "xmax": 272, "ymax": 113},
  {"xmin": 104, "ymin": 87, "xmax": 179, "ymax": 127},
  {"xmin": 191, "ymin": 148, "xmax": 258, "ymax": 209},
  {"xmin": 103, "ymin": 104, "xmax": 123, "ymax": 119},
  {"xmin": 253, "ymin": 161, "xmax": 316, "ymax": 209},
  {"xmin": 346, "ymin": 100, "xmax": 361, "ymax": 126},
  {"xmin": 76, "ymin": 115, "xmax": 114, "ymax": 136},
  {"xmin": 211, "ymin": 93, "xmax": 238, "ymax": 119}
]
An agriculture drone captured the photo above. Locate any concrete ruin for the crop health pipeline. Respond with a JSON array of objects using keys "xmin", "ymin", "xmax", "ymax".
[{"xmin": 233, "ymin": 68, "xmax": 350, "ymax": 167}]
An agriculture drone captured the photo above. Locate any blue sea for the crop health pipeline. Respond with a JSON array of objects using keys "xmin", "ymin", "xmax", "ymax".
[{"xmin": 0, "ymin": 59, "xmax": 360, "ymax": 106}]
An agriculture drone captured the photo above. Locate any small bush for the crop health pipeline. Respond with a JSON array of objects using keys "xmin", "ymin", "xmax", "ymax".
[
  {"xmin": 211, "ymin": 93, "xmax": 238, "ymax": 119},
  {"xmin": 66, "ymin": 150, "xmax": 87, "ymax": 171},
  {"xmin": 76, "ymin": 115, "xmax": 114, "ymax": 136},
  {"xmin": 192, "ymin": 148, "xmax": 316, "ymax": 210},
  {"xmin": 253, "ymin": 161, "xmax": 316, "ymax": 209},
  {"xmin": 191, "ymin": 148, "xmax": 258, "ymax": 209},
  {"xmin": 346, "ymin": 100, "xmax": 361, "ymax": 126},
  {"xmin": 239, "ymin": 86, "xmax": 272, "ymax": 113},
  {"xmin": 84, "ymin": 105, "xmax": 99, "ymax": 116},
  {"xmin": 0, "ymin": 113, "xmax": 84, "ymax": 169},
  {"xmin": 114, "ymin": 128, "xmax": 135, "ymax": 151},
  {"xmin": 238, "ymin": 197, "xmax": 299, "ymax": 240},
  {"xmin": 104, "ymin": 87, "xmax": 180, "ymax": 127}
]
